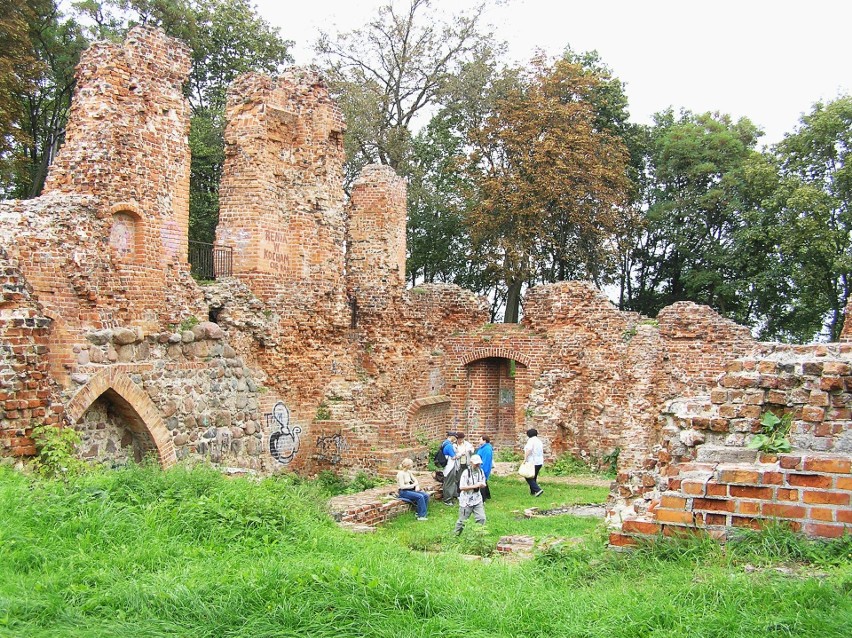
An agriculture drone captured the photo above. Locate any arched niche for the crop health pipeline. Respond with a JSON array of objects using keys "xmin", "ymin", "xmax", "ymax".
[
  {"xmin": 107, "ymin": 202, "xmax": 144, "ymax": 263},
  {"xmin": 65, "ymin": 367, "xmax": 176, "ymax": 468}
]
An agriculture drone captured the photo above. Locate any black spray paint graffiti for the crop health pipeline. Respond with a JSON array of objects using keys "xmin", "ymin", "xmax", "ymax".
[
  {"xmin": 314, "ymin": 432, "xmax": 349, "ymax": 465},
  {"xmin": 267, "ymin": 402, "xmax": 301, "ymax": 465}
]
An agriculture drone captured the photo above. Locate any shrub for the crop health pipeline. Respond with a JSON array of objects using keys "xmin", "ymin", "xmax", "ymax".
[
  {"xmin": 31, "ymin": 425, "xmax": 86, "ymax": 479},
  {"xmin": 496, "ymin": 448, "xmax": 521, "ymax": 463}
]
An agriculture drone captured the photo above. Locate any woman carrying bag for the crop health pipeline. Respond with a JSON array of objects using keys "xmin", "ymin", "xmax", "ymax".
[{"xmin": 522, "ymin": 428, "xmax": 544, "ymax": 497}]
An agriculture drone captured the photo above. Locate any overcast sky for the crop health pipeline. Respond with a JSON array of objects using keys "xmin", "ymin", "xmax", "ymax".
[{"xmin": 253, "ymin": 0, "xmax": 851, "ymax": 146}]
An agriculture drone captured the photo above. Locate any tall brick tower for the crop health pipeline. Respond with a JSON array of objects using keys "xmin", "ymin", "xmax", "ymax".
[
  {"xmin": 216, "ymin": 70, "xmax": 347, "ymax": 303},
  {"xmin": 43, "ymin": 26, "xmax": 192, "ymax": 269}
]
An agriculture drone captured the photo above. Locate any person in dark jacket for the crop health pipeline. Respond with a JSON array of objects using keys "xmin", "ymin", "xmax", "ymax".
[{"xmin": 440, "ymin": 432, "xmax": 460, "ymax": 505}]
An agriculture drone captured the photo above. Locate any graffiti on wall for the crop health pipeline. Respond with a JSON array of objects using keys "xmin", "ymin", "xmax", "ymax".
[
  {"xmin": 267, "ymin": 401, "xmax": 301, "ymax": 465},
  {"xmin": 315, "ymin": 432, "xmax": 349, "ymax": 465}
]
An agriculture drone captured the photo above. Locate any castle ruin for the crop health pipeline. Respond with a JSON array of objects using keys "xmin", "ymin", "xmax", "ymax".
[{"xmin": 0, "ymin": 28, "xmax": 849, "ymax": 542}]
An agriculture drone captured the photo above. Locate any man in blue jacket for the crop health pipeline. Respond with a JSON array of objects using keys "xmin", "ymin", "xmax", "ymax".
[{"xmin": 475, "ymin": 435, "xmax": 493, "ymax": 500}]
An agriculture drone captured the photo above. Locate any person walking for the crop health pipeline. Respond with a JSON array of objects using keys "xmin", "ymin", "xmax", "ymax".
[
  {"xmin": 454, "ymin": 454, "xmax": 487, "ymax": 534},
  {"xmin": 440, "ymin": 432, "xmax": 460, "ymax": 505},
  {"xmin": 396, "ymin": 458, "xmax": 429, "ymax": 520},
  {"xmin": 475, "ymin": 435, "xmax": 494, "ymax": 500},
  {"xmin": 523, "ymin": 428, "xmax": 544, "ymax": 497}
]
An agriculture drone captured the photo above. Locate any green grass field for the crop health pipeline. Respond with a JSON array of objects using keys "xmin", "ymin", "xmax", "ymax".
[{"xmin": 0, "ymin": 464, "xmax": 850, "ymax": 637}]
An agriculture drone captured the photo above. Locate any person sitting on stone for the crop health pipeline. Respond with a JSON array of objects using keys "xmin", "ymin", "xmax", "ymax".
[{"xmin": 396, "ymin": 458, "xmax": 429, "ymax": 521}]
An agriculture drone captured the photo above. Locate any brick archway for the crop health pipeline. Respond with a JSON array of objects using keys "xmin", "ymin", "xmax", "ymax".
[
  {"xmin": 65, "ymin": 368, "xmax": 176, "ymax": 468},
  {"xmin": 459, "ymin": 347, "xmax": 533, "ymax": 369}
]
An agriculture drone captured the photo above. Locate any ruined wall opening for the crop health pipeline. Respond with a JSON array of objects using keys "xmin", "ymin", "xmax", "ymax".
[
  {"xmin": 462, "ymin": 357, "xmax": 525, "ymax": 446},
  {"xmin": 76, "ymin": 390, "xmax": 158, "ymax": 465},
  {"xmin": 65, "ymin": 369, "xmax": 176, "ymax": 468}
]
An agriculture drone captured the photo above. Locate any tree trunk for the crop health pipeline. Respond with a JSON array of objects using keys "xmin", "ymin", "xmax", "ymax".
[{"xmin": 503, "ymin": 279, "xmax": 522, "ymax": 323}]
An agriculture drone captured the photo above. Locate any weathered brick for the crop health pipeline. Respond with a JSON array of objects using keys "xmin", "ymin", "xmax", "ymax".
[
  {"xmin": 761, "ymin": 503, "xmax": 806, "ymax": 519},
  {"xmin": 693, "ymin": 498, "xmax": 735, "ymax": 513},
  {"xmin": 622, "ymin": 519, "xmax": 661, "ymax": 535},
  {"xmin": 718, "ymin": 468, "xmax": 760, "ymax": 485},
  {"xmin": 803, "ymin": 490, "xmax": 850, "ymax": 506},
  {"xmin": 804, "ymin": 522, "xmax": 846, "ymax": 539},
  {"xmin": 788, "ymin": 474, "xmax": 833, "ymax": 489},
  {"xmin": 803, "ymin": 457, "xmax": 851, "ymax": 474},
  {"xmin": 730, "ymin": 485, "xmax": 773, "ymax": 500},
  {"xmin": 654, "ymin": 508, "xmax": 695, "ymax": 525}
]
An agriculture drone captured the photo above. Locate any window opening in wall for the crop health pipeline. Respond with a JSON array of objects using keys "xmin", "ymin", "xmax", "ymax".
[
  {"xmin": 349, "ymin": 295, "xmax": 358, "ymax": 328},
  {"xmin": 208, "ymin": 306, "xmax": 222, "ymax": 324}
]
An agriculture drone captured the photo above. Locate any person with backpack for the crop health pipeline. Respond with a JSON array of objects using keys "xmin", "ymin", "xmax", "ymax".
[
  {"xmin": 454, "ymin": 454, "xmax": 487, "ymax": 534},
  {"xmin": 439, "ymin": 432, "xmax": 460, "ymax": 505}
]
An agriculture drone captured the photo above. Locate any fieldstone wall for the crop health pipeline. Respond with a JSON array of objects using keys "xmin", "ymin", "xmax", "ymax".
[{"xmin": 65, "ymin": 322, "xmax": 268, "ymax": 470}]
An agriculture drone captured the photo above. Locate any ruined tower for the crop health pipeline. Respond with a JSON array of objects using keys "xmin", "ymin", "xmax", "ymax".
[
  {"xmin": 216, "ymin": 70, "xmax": 347, "ymax": 304},
  {"xmin": 345, "ymin": 164, "xmax": 407, "ymax": 316},
  {"xmin": 43, "ymin": 26, "xmax": 193, "ymax": 270}
]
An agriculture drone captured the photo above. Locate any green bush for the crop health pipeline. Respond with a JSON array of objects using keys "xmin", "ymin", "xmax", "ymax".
[
  {"xmin": 313, "ymin": 470, "xmax": 389, "ymax": 496},
  {"xmin": 31, "ymin": 424, "xmax": 86, "ymax": 479},
  {"xmin": 496, "ymin": 447, "xmax": 521, "ymax": 463}
]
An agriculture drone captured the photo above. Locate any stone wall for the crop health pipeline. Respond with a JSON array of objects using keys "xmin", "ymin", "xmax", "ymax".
[
  {"xmin": 65, "ymin": 322, "xmax": 268, "ymax": 470},
  {"xmin": 611, "ymin": 343, "xmax": 852, "ymax": 541}
]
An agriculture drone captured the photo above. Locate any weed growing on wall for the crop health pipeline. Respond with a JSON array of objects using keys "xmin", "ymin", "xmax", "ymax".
[
  {"xmin": 747, "ymin": 411, "xmax": 793, "ymax": 453},
  {"xmin": 315, "ymin": 402, "xmax": 332, "ymax": 421}
]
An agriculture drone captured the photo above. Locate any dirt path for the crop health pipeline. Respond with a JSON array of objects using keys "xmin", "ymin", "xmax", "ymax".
[{"xmin": 490, "ymin": 461, "xmax": 612, "ymax": 488}]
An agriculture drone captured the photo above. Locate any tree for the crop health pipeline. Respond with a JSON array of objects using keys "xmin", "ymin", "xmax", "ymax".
[
  {"xmin": 0, "ymin": 1, "xmax": 87, "ymax": 199},
  {"xmin": 0, "ymin": 0, "xmax": 41, "ymax": 193},
  {"xmin": 769, "ymin": 96, "xmax": 852, "ymax": 341},
  {"xmin": 464, "ymin": 56, "xmax": 631, "ymax": 322},
  {"xmin": 315, "ymin": 0, "xmax": 497, "ymax": 186},
  {"xmin": 623, "ymin": 110, "xmax": 767, "ymax": 323}
]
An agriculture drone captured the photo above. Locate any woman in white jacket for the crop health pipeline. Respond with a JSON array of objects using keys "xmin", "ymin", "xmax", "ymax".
[{"xmin": 523, "ymin": 428, "xmax": 544, "ymax": 497}]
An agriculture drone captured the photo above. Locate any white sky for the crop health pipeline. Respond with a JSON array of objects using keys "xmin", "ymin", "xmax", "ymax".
[{"xmin": 253, "ymin": 0, "xmax": 851, "ymax": 146}]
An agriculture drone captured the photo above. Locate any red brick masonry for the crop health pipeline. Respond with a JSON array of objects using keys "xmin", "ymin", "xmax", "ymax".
[{"xmin": 611, "ymin": 451, "xmax": 852, "ymax": 546}]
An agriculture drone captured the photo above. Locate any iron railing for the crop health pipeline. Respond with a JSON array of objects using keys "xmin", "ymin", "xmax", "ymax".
[{"xmin": 188, "ymin": 241, "xmax": 233, "ymax": 280}]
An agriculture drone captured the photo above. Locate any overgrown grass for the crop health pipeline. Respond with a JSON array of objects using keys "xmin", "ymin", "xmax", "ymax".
[{"xmin": 0, "ymin": 465, "xmax": 850, "ymax": 637}]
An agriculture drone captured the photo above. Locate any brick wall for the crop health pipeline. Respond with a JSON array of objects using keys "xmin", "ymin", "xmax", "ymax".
[
  {"xmin": 611, "ymin": 452, "xmax": 851, "ymax": 545},
  {"xmin": 611, "ymin": 343, "xmax": 852, "ymax": 542},
  {"xmin": 0, "ymin": 247, "xmax": 63, "ymax": 455}
]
